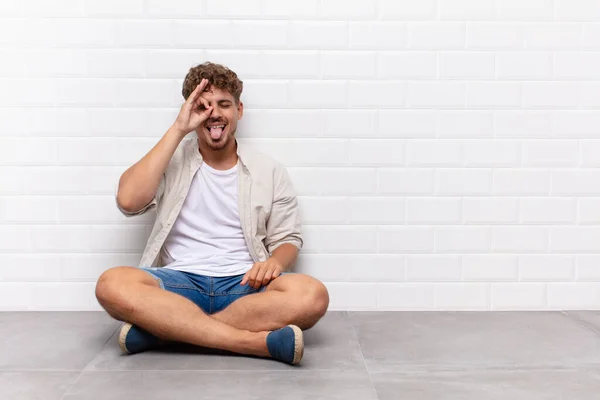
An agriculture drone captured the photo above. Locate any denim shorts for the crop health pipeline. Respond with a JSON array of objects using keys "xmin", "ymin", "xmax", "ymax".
[{"xmin": 140, "ymin": 267, "xmax": 284, "ymax": 314}]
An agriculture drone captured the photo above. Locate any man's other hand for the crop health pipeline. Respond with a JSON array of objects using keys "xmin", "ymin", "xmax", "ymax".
[{"xmin": 241, "ymin": 258, "xmax": 283, "ymax": 289}]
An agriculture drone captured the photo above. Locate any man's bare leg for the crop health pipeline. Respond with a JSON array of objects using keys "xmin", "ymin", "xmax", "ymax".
[
  {"xmin": 212, "ymin": 274, "xmax": 330, "ymax": 332},
  {"xmin": 95, "ymin": 267, "xmax": 270, "ymax": 358}
]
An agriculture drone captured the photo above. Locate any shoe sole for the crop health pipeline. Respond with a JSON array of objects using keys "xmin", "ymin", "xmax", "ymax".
[
  {"xmin": 290, "ymin": 325, "xmax": 304, "ymax": 365},
  {"xmin": 118, "ymin": 322, "xmax": 132, "ymax": 354}
]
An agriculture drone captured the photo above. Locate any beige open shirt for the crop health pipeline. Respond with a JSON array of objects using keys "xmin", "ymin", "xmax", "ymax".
[{"xmin": 116, "ymin": 138, "xmax": 304, "ymax": 269}]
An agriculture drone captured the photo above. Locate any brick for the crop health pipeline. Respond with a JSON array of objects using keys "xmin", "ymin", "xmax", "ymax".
[
  {"xmin": 261, "ymin": 0, "xmax": 318, "ymax": 17},
  {"xmin": 555, "ymin": 53, "xmax": 600, "ymax": 79},
  {"xmin": 0, "ymin": 255, "xmax": 60, "ymax": 282},
  {"xmin": 57, "ymin": 138, "xmax": 155, "ymax": 166},
  {"xmin": 0, "ymin": 196, "xmax": 58, "ymax": 223},
  {"xmin": 553, "ymin": 112, "xmax": 600, "ymax": 138},
  {"xmin": 379, "ymin": 111, "xmax": 436, "ymax": 138},
  {"xmin": 319, "ymin": 0, "xmax": 376, "ymax": 19},
  {"xmin": 379, "ymin": 0, "xmax": 437, "ymax": 20},
  {"xmin": 173, "ymin": 21, "xmax": 232, "ymax": 48},
  {"xmin": 322, "ymin": 52, "xmax": 377, "ymax": 79},
  {"xmin": 322, "ymin": 110, "xmax": 377, "ymax": 138},
  {"xmin": 408, "ymin": 82, "xmax": 465, "ymax": 108},
  {"xmin": 552, "ymin": 170, "xmax": 600, "ymax": 195},
  {"xmin": 408, "ymin": 23, "xmax": 465, "ymax": 49},
  {"xmin": 407, "ymin": 255, "xmax": 462, "ymax": 281},
  {"xmin": 462, "ymin": 255, "xmax": 518, "ymax": 281},
  {"xmin": 206, "ymin": 0, "xmax": 260, "ymax": 16},
  {"xmin": 547, "ymin": 283, "xmax": 600, "ymax": 309},
  {"xmin": 463, "ymin": 198, "xmax": 519, "ymax": 224},
  {"xmin": 435, "ymin": 283, "xmax": 489, "ymax": 310},
  {"xmin": 232, "ymin": 21, "xmax": 288, "ymax": 48},
  {"xmin": 309, "ymin": 226, "xmax": 378, "ymax": 253},
  {"xmin": 0, "ymin": 138, "xmax": 57, "ymax": 166},
  {"xmin": 520, "ymin": 198, "xmax": 576, "ymax": 224},
  {"xmin": 241, "ymin": 80, "xmax": 288, "ymax": 108},
  {"xmin": 578, "ymin": 198, "xmax": 600, "ymax": 224},
  {"xmin": 297, "ymin": 254, "xmax": 406, "ymax": 282},
  {"xmin": 378, "ymin": 168, "xmax": 434, "ymax": 195},
  {"xmin": 60, "ymin": 253, "xmax": 141, "ymax": 281},
  {"xmin": 550, "ymin": 227, "xmax": 600, "ymax": 252},
  {"xmin": 378, "ymin": 227, "xmax": 435, "ymax": 253},
  {"xmin": 522, "ymin": 82, "xmax": 579, "ymax": 109},
  {"xmin": 290, "ymin": 81, "xmax": 347, "ymax": 108},
  {"xmin": 521, "ymin": 140, "xmax": 579, "ymax": 167},
  {"xmin": 144, "ymin": 0, "xmax": 205, "ymax": 17},
  {"xmin": 492, "ymin": 226, "xmax": 549, "ymax": 252},
  {"xmin": 519, "ymin": 255, "xmax": 575, "ymax": 281},
  {"xmin": 241, "ymin": 138, "xmax": 348, "ymax": 166},
  {"xmin": 494, "ymin": 170, "xmax": 550, "ymax": 195},
  {"xmin": 406, "ymin": 140, "xmax": 462, "ymax": 166},
  {"xmin": 435, "ymin": 169, "xmax": 492, "ymax": 195},
  {"xmin": 437, "ymin": 111, "xmax": 494, "ymax": 138},
  {"xmin": 497, "ymin": 0, "xmax": 554, "ymax": 21},
  {"xmin": 466, "ymin": 82, "xmax": 521, "ymax": 109},
  {"xmin": 439, "ymin": 52, "xmax": 495, "ymax": 80},
  {"xmin": 439, "ymin": 0, "xmax": 494, "ymax": 20},
  {"xmin": 288, "ymin": 168, "xmax": 377, "ymax": 195},
  {"xmin": 491, "ymin": 284, "xmax": 546, "ymax": 310},
  {"xmin": 463, "ymin": 140, "xmax": 520, "ymax": 167},
  {"xmin": 406, "ymin": 198, "xmax": 461, "ymax": 224},
  {"xmin": 116, "ymin": 20, "xmax": 173, "ymax": 47},
  {"xmin": 350, "ymin": 81, "xmax": 406, "ymax": 108},
  {"xmin": 349, "ymin": 139, "xmax": 405, "ymax": 165},
  {"xmin": 202, "ymin": 50, "xmax": 262, "ymax": 79},
  {"xmin": 496, "ymin": 52, "xmax": 553, "ymax": 80},
  {"xmin": 347, "ymin": 197, "xmax": 405, "ymax": 224},
  {"xmin": 297, "ymin": 197, "xmax": 347, "ymax": 224},
  {"xmin": 378, "ymin": 52, "xmax": 437, "ymax": 79},
  {"xmin": 289, "ymin": 22, "xmax": 348, "ymax": 48},
  {"xmin": 579, "ymin": 82, "xmax": 600, "ymax": 107},
  {"xmin": 494, "ymin": 111, "xmax": 554, "ymax": 138},
  {"xmin": 556, "ymin": 0, "xmax": 600, "ymax": 21},
  {"xmin": 84, "ymin": 0, "xmax": 143, "ymax": 16},
  {"xmin": 241, "ymin": 110, "xmax": 321, "ymax": 138},
  {"xmin": 435, "ymin": 227, "xmax": 490, "ymax": 253},
  {"xmin": 525, "ymin": 23, "xmax": 582, "ymax": 49},
  {"xmin": 325, "ymin": 283, "xmax": 377, "ymax": 310},
  {"xmin": 467, "ymin": 23, "xmax": 523, "ymax": 49},
  {"xmin": 377, "ymin": 284, "xmax": 434, "ymax": 310},
  {"xmin": 262, "ymin": 51, "xmax": 319, "ymax": 78},
  {"xmin": 576, "ymin": 255, "xmax": 600, "ymax": 281},
  {"xmin": 350, "ymin": 22, "xmax": 407, "ymax": 49}
]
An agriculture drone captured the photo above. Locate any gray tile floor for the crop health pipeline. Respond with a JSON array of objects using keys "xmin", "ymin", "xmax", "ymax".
[{"xmin": 3, "ymin": 311, "xmax": 600, "ymax": 399}]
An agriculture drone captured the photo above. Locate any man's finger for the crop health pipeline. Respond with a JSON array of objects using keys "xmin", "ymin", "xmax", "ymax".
[
  {"xmin": 248, "ymin": 265, "xmax": 260, "ymax": 288},
  {"xmin": 186, "ymin": 79, "xmax": 204, "ymax": 107},
  {"xmin": 255, "ymin": 266, "xmax": 268, "ymax": 289},
  {"xmin": 262, "ymin": 268, "xmax": 274, "ymax": 286},
  {"xmin": 241, "ymin": 268, "xmax": 252, "ymax": 285}
]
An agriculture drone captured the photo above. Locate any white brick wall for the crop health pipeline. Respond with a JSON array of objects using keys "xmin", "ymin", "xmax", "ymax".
[{"xmin": 2, "ymin": 0, "xmax": 600, "ymax": 311}]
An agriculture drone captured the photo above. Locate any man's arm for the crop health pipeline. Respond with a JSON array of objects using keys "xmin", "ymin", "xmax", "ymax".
[
  {"xmin": 116, "ymin": 79, "xmax": 213, "ymax": 215},
  {"xmin": 270, "ymin": 243, "xmax": 299, "ymax": 272}
]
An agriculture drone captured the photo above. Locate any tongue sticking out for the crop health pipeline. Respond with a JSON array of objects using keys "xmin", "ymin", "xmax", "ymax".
[{"xmin": 209, "ymin": 126, "xmax": 224, "ymax": 140}]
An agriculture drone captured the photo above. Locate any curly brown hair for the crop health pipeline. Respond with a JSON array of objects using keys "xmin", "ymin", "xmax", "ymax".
[{"xmin": 181, "ymin": 62, "xmax": 243, "ymax": 104}]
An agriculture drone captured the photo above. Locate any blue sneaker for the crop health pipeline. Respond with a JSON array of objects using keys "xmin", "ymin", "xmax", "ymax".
[
  {"xmin": 266, "ymin": 325, "xmax": 304, "ymax": 365},
  {"xmin": 118, "ymin": 323, "xmax": 165, "ymax": 355}
]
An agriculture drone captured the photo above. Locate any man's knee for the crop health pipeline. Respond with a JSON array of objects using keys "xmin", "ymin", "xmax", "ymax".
[
  {"xmin": 95, "ymin": 266, "xmax": 149, "ymax": 318},
  {"xmin": 297, "ymin": 277, "xmax": 329, "ymax": 329}
]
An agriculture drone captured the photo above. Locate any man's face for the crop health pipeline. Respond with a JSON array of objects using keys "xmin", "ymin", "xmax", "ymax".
[{"xmin": 195, "ymin": 85, "xmax": 243, "ymax": 151}]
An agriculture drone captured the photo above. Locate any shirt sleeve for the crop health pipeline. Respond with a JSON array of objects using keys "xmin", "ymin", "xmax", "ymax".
[{"xmin": 265, "ymin": 164, "xmax": 304, "ymax": 254}]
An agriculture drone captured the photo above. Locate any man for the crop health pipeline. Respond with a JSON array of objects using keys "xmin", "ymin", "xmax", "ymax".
[{"xmin": 95, "ymin": 62, "xmax": 329, "ymax": 365}]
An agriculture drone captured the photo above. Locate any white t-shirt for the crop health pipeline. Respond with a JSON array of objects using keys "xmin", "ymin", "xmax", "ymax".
[{"xmin": 160, "ymin": 162, "xmax": 255, "ymax": 277}]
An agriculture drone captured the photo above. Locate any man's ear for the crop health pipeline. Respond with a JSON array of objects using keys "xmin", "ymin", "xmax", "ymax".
[{"xmin": 237, "ymin": 101, "xmax": 244, "ymax": 120}]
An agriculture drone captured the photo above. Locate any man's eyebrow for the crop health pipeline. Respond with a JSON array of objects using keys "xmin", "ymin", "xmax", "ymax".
[{"xmin": 217, "ymin": 99, "xmax": 233, "ymax": 104}]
